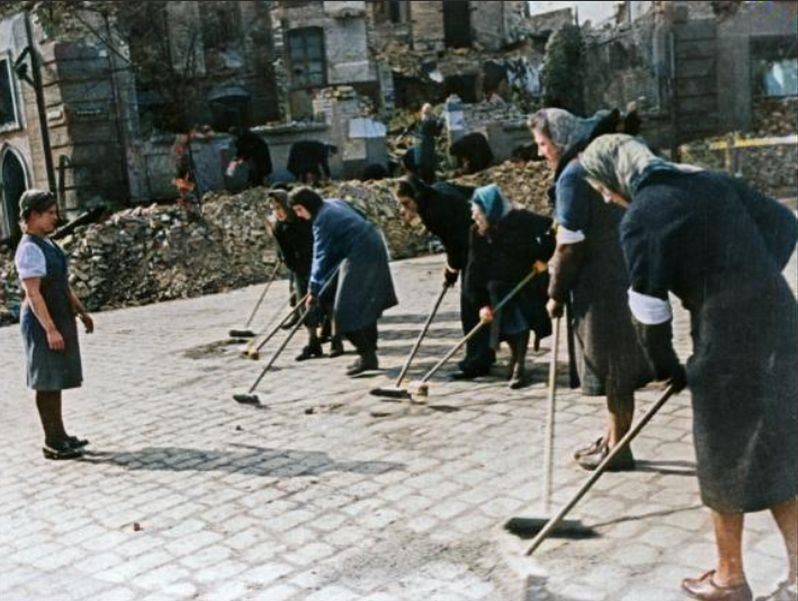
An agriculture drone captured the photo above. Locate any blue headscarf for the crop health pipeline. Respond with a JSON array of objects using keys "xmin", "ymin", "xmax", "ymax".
[{"xmin": 471, "ymin": 184, "xmax": 511, "ymax": 225}]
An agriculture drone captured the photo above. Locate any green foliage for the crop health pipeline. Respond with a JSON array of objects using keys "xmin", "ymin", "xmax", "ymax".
[{"xmin": 542, "ymin": 23, "xmax": 584, "ymax": 115}]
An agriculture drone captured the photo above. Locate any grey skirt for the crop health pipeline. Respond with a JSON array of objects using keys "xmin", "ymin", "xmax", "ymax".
[{"xmin": 21, "ymin": 304, "xmax": 83, "ymax": 391}]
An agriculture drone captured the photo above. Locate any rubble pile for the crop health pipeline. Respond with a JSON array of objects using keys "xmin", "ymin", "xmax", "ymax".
[
  {"xmin": 750, "ymin": 97, "xmax": 798, "ymax": 137},
  {"xmin": 453, "ymin": 159, "xmax": 554, "ymax": 216},
  {"xmin": 62, "ymin": 189, "xmax": 278, "ymax": 311},
  {"xmin": 1, "ymin": 160, "xmax": 555, "ymax": 323},
  {"xmin": 681, "ymin": 97, "xmax": 798, "ymax": 198}
]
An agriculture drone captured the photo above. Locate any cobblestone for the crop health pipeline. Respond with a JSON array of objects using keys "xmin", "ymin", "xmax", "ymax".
[{"xmin": 1, "ymin": 252, "xmax": 795, "ymax": 600}]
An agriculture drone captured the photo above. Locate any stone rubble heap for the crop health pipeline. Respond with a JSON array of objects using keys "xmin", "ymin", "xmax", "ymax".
[{"xmin": 1, "ymin": 159, "xmax": 555, "ymax": 323}]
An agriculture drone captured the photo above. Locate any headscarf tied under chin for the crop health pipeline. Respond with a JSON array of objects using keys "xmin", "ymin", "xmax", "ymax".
[
  {"xmin": 579, "ymin": 134, "xmax": 703, "ymax": 200},
  {"xmin": 530, "ymin": 107, "xmax": 612, "ymax": 156},
  {"xmin": 471, "ymin": 184, "xmax": 511, "ymax": 225}
]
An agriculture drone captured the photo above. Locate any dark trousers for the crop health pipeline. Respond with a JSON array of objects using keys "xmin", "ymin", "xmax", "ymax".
[
  {"xmin": 345, "ymin": 322, "xmax": 378, "ymax": 356},
  {"xmin": 460, "ymin": 291, "xmax": 494, "ymax": 370}
]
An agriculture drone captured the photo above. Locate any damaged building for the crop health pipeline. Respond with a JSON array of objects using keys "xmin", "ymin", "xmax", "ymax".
[
  {"xmin": 582, "ymin": 0, "xmax": 798, "ymax": 150},
  {"xmin": 0, "ymin": 1, "xmax": 282, "ymax": 245},
  {"xmin": 271, "ymin": 0, "xmax": 540, "ymax": 118}
]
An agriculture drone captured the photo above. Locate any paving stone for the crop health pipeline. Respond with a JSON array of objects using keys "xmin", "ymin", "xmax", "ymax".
[{"xmin": 1, "ymin": 253, "xmax": 793, "ymax": 601}]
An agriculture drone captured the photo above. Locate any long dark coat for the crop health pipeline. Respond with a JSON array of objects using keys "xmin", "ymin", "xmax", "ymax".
[
  {"xmin": 465, "ymin": 209, "xmax": 554, "ymax": 344},
  {"xmin": 310, "ymin": 199, "xmax": 398, "ymax": 334},
  {"xmin": 273, "ymin": 218, "xmax": 313, "ymax": 278},
  {"xmin": 621, "ymin": 170, "xmax": 798, "ymax": 512},
  {"xmin": 415, "ymin": 182, "xmax": 473, "ymax": 272}
]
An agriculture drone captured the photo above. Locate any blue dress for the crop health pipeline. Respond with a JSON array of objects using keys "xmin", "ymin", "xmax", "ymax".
[{"xmin": 17, "ymin": 235, "xmax": 83, "ymax": 391}]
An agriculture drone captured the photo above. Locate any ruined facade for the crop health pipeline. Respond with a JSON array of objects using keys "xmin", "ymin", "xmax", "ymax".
[
  {"xmin": 0, "ymin": 11, "xmax": 138, "ymax": 243},
  {"xmin": 583, "ymin": 0, "xmax": 798, "ymax": 150},
  {"xmin": 0, "ymin": 1, "xmax": 283, "ymax": 244},
  {"xmin": 271, "ymin": 0, "xmax": 534, "ymax": 118}
]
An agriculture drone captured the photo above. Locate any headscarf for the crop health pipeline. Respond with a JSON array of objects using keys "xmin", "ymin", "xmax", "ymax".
[
  {"xmin": 471, "ymin": 184, "xmax": 511, "ymax": 225},
  {"xmin": 19, "ymin": 189, "xmax": 56, "ymax": 220},
  {"xmin": 529, "ymin": 108, "xmax": 612, "ymax": 156},
  {"xmin": 579, "ymin": 134, "xmax": 703, "ymax": 200},
  {"xmin": 288, "ymin": 187, "xmax": 324, "ymax": 217}
]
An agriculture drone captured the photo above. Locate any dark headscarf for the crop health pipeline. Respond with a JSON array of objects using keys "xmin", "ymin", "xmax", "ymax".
[
  {"xmin": 19, "ymin": 189, "xmax": 57, "ymax": 220},
  {"xmin": 288, "ymin": 187, "xmax": 324, "ymax": 217}
]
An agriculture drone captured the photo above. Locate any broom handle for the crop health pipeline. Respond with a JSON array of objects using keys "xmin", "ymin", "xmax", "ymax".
[
  {"xmin": 247, "ymin": 264, "xmax": 342, "ymax": 393},
  {"xmin": 253, "ymin": 292, "xmax": 310, "ymax": 352},
  {"xmin": 394, "ymin": 284, "xmax": 449, "ymax": 387},
  {"xmin": 418, "ymin": 264, "xmax": 546, "ymax": 385},
  {"xmin": 244, "ymin": 259, "xmax": 282, "ymax": 328},
  {"xmin": 542, "ymin": 317, "xmax": 561, "ymax": 515},
  {"xmin": 525, "ymin": 383, "xmax": 676, "ymax": 556}
]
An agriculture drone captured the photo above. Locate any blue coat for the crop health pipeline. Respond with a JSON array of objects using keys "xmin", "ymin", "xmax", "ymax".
[{"xmin": 310, "ymin": 199, "xmax": 398, "ymax": 333}]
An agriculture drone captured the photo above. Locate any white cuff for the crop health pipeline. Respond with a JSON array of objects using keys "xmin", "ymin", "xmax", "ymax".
[
  {"xmin": 628, "ymin": 288, "xmax": 672, "ymax": 325},
  {"xmin": 557, "ymin": 226, "xmax": 586, "ymax": 244}
]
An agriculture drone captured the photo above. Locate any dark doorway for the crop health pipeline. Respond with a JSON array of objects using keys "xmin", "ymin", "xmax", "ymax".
[
  {"xmin": 443, "ymin": 1, "xmax": 471, "ymax": 49},
  {"xmin": 1, "ymin": 150, "xmax": 25, "ymax": 246}
]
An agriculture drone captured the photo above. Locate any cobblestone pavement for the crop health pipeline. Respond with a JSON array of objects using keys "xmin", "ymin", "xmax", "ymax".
[{"xmin": 1, "ymin": 252, "xmax": 795, "ymax": 601}]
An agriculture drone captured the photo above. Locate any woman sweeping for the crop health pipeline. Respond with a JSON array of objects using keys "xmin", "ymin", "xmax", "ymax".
[
  {"xmin": 529, "ymin": 107, "xmax": 652, "ymax": 471},
  {"xmin": 466, "ymin": 184, "xmax": 554, "ymax": 388},
  {"xmin": 14, "ymin": 190, "xmax": 93, "ymax": 460},
  {"xmin": 269, "ymin": 190, "xmax": 342, "ymax": 359},
  {"xmin": 581, "ymin": 134, "xmax": 797, "ymax": 601},
  {"xmin": 289, "ymin": 188, "xmax": 398, "ymax": 376}
]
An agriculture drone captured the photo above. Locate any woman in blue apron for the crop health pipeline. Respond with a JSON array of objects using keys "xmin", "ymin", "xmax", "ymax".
[{"xmin": 14, "ymin": 190, "xmax": 94, "ymax": 460}]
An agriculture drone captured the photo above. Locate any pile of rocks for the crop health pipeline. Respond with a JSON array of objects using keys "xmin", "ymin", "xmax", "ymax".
[
  {"xmin": 453, "ymin": 159, "xmax": 554, "ymax": 216},
  {"xmin": 62, "ymin": 188, "xmax": 278, "ymax": 311},
  {"xmin": 0, "ymin": 159, "xmax": 555, "ymax": 322}
]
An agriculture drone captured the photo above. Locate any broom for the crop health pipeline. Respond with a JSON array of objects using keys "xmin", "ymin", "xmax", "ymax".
[
  {"xmin": 504, "ymin": 317, "xmax": 594, "ymax": 540},
  {"xmin": 229, "ymin": 259, "xmax": 282, "ymax": 338},
  {"xmin": 232, "ymin": 264, "xmax": 342, "ymax": 405},
  {"xmin": 413, "ymin": 261, "xmax": 547, "ymax": 399},
  {"xmin": 369, "ymin": 283, "xmax": 449, "ymax": 400}
]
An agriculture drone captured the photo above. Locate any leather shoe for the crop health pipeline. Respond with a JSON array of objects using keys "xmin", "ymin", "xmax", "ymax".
[
  {"xmin": 575, "ymin": 439, "xmax": 635, "ymax": 471},
  {"xmin": 573, "ymin": 437, "xmax": 605, "ymax": 461},
  {"xmin": 43, "ymin": 439, "xmax": 83, "ymax": 460},
  {"xmin": 296, "ymin": 342, "xmax": 323, "ymax": 361},
  {"xmin": 450, "ymin": 366, "xmax": 490, "ymax": 380},
  {"xmin": 66, "ymin": 435, "xmax": 89, "ymax": 448},
  {"xmin": 682, "ymin": 570, "xmax": 752, "ymax": 601},
  {"xmin": 346, "ymin": 353, "xmax": 378, "ymax": 376}
]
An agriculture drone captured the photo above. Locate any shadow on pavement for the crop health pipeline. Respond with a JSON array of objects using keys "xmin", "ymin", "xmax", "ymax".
[
  {"xmin": 380, "ymin": 311, "xmax": 460, "ymax": 325},
  {"xmin": 590, "ymin": 503, "xmax": 703, "ymax": 529},
  {"xmin": 80, "ymin": 445, "xmax": 404, "ymax": 477},
  {"xmin": 633, "ymin": 459, "xmax": 696, "ymax": 476}
]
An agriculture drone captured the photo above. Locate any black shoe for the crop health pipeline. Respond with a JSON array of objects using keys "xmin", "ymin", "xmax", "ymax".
[
  {"xmin": 508, "ymin": 364, "xmax": 529, "ymax": 389},
  {"xmin": 43, "ymin": 439, "xmax": 83, "ymax": 460},
  {"xmin": 295, "ymin": 342, "xmax": 323, "ymax": 361},
  {"xmin": 346, "ymin": 353, "xmax": 378, "ymax": 376},
  {"xmin": 450, "ymin": 366, "xmax": 490, "ymax": 380},
  {"xmin": 65, "ymin": 435, "xmax": 90, "ymax": 448},
  {"xmin": 329, "ymin": 337, "xmax": 344, "ymax": 358}
]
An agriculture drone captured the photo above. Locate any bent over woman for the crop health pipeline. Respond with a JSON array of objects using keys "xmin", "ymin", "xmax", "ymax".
[
  {"xmin": 289, "ymin": 188, "xmax": 398, "ymax": 376},
  {"xmin": 581, "ymin": 134, "xmax": 797, "ymax": 601}
]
